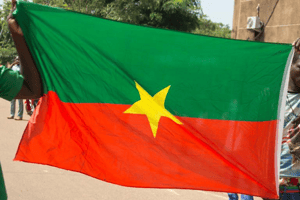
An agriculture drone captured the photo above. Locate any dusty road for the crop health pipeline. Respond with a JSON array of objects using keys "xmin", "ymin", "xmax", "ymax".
[{"xmin": 0, "ymin": 98, "xmax": 262, "ymax": 200}]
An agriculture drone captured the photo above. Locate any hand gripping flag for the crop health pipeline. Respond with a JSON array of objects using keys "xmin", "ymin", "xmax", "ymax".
[{"xmin": 13, "ymin": 1, "xmax": 293, "ymax": 199}]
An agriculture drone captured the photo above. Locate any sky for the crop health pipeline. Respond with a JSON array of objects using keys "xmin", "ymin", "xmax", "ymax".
[
  {"xmin": 0, "ymin": 0, "xmax": 235, "ymax": 29},
  {"xmin": 201, "ymin": 0, "xmax": 235, "ymax": 29}
]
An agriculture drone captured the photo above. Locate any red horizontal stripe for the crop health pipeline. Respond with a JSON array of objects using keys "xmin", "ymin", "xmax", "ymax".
[{"xmin": 15, "ymin": 91, "xmax": 278, "ymax": 199}]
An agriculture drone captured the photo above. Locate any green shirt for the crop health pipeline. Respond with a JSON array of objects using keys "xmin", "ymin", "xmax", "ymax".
[{"xmin": 0, "ymin": 66, "xmax": 24, "ymax": 101}]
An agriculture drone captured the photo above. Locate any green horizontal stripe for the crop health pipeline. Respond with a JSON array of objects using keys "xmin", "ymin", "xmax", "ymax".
[{"xmin": 14, "ymin": 1, "xmax": 292, "ymax": 121}]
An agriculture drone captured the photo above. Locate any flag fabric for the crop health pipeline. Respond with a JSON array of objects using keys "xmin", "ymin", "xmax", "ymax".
[
  {"xmin": 13, "ymin": 1, "xmax": 293, "ymax": 199},
  {"xmin": 280, "ymin": 185, "xmax": 300, "ymax": 193},
  {"xmin": 0, "ymin": 163, "xmax": 7, "ymax": 200}
]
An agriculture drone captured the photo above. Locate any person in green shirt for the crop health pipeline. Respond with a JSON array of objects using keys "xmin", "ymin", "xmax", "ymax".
[
  {"xmin": 0, "ymin": 0, "xmax": 43, "ymax": 101},
  {"xmin": 0, "ymin": 2, "xmax": 43, "ymax": 198}
]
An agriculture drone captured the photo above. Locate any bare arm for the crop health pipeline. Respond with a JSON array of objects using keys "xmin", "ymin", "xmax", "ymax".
[
  {"xmin": 8, "ymin": 8, "xmax": 43, "ymax": 99},
  {"xmin": 6, "ymin": 62, "xmax": 12, "ymax": 69}
]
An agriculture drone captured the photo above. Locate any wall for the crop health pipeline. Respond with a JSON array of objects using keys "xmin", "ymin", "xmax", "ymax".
[{"xmin": 232, "ymin": 0, "xmax": 300, "ymax": 43}]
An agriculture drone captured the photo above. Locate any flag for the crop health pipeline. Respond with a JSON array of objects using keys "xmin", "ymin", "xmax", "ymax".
[
  {"xmin": 0, "ymin": 163, "xmax": 7, "ymax": 200},
  {"xmin": 13, "ymin": 1, "xmax": 292, "ymax": 199}
]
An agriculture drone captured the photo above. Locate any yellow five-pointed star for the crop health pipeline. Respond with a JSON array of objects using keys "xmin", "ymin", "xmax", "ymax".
[{"xmin": 124, "ymin": 81, "xmax": 182, "ymax": 138}]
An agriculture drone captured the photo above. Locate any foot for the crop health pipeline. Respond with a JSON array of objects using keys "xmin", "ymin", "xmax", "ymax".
[
  {"xmin": 14, "ymin": 117, "xmax": 22, "ymax": 120},
  {"xmin": 7, "ymin": 116, "xmax": 14, "ymax": 119}
]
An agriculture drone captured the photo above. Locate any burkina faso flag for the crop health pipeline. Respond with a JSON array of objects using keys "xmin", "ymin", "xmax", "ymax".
[{"xmin": 13, "ymin": 1, "xmax": 293, "ymax": 199}]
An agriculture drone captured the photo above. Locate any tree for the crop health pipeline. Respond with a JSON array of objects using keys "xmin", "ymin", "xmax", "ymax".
[
  {"xmin": 0, "ymin": 0, "xmax": 17, "ymax": 65},
  {"xmin": 0, "ymin": 0, "xmax": 231, "ymax": 64},
  {"xmin": 33, "ymin": 0, "xmax": 230, "ymax": 36},
  {"xmin": 33, "ymin": 0, "xmax": 201, "ymax": 32},
  {"xmin": 193, "ymin": 15, "xmax": 231, "ymax": 38},
  {"xmin": 100, "ymin": 0, "xmax": 201, "ymax": 32}
]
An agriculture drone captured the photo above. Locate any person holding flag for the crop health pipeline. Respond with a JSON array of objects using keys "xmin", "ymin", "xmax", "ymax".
[
  {"xmin": 3, "ymin": 0, "xmax": 300, "ymax": 199},
  {"xmin": 0, "ymin": 1, "xmax": 42, "ymax": 199},
  {"xmin": 272, "ymin": 40, "xmax": 300, "ymax": 200},
  {"xmin": 261, "ymin": 39, "xmax": 300, "ymax": 200},
  {"xmin": 0, "ymin": 0, "xmax": 42, "ymax": 102}
]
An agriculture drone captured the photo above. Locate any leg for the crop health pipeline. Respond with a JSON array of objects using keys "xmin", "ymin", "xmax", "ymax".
[
  {"xmin": 289, "ymin": 192, "xmax": 300, "ymax": 200},
  {"xmin": 33, "ymin": 99, "xmax": 38, "ymax": 108},
  {"xmin": 228, "ymin": 193, "xmax": 239, "ymax": 200},
  {"xmin": 17, "ymin": 99, "xmax": 23, "ymax": 118},
  {"xmin": 14, "ymin": 99, "xmax": 23, "ymax": 120},
  {"xmin": 25, "ymin": 99, "xmax": 32, "ymax": 116},
  {"xmin": 241, "ymin": 195, "xmax": 254, "ymax": 200},
  {"xmin": 9, "ymin": 99, "xmax": 16, "ymax": 118}
]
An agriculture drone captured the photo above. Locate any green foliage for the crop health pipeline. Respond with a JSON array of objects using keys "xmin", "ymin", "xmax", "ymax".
[
  {"xmin": 0, "ymin": 0, "xmax": 17, "ymax": 65},
  {"xmin": 33, "ymin": 0, "xmax": 201, "ymax": 32},
  {"xmin": 0, "ymin": 0, "xmax": 231, "ymax": 64},
  {"xmin": 193, "ymin": 16, "xmax": 231, "ymax": 38},
  {"xmin": 31, "ymin": 0, "xmax": 230, "ymax": 36},
  {"xmin": 101, "ymin": 0, "xmax": 201, "ymax": 32}
]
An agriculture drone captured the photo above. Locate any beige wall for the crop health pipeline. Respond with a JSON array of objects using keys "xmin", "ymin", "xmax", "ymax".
[{"xmin": 232, "ymin": 0, "xmax": 300, "ymax": 43}]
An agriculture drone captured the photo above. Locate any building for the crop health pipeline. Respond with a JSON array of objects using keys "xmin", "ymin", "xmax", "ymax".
[{"xmin": 232, "ymin": 0, "xmax": 300, "ymax": 43}]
